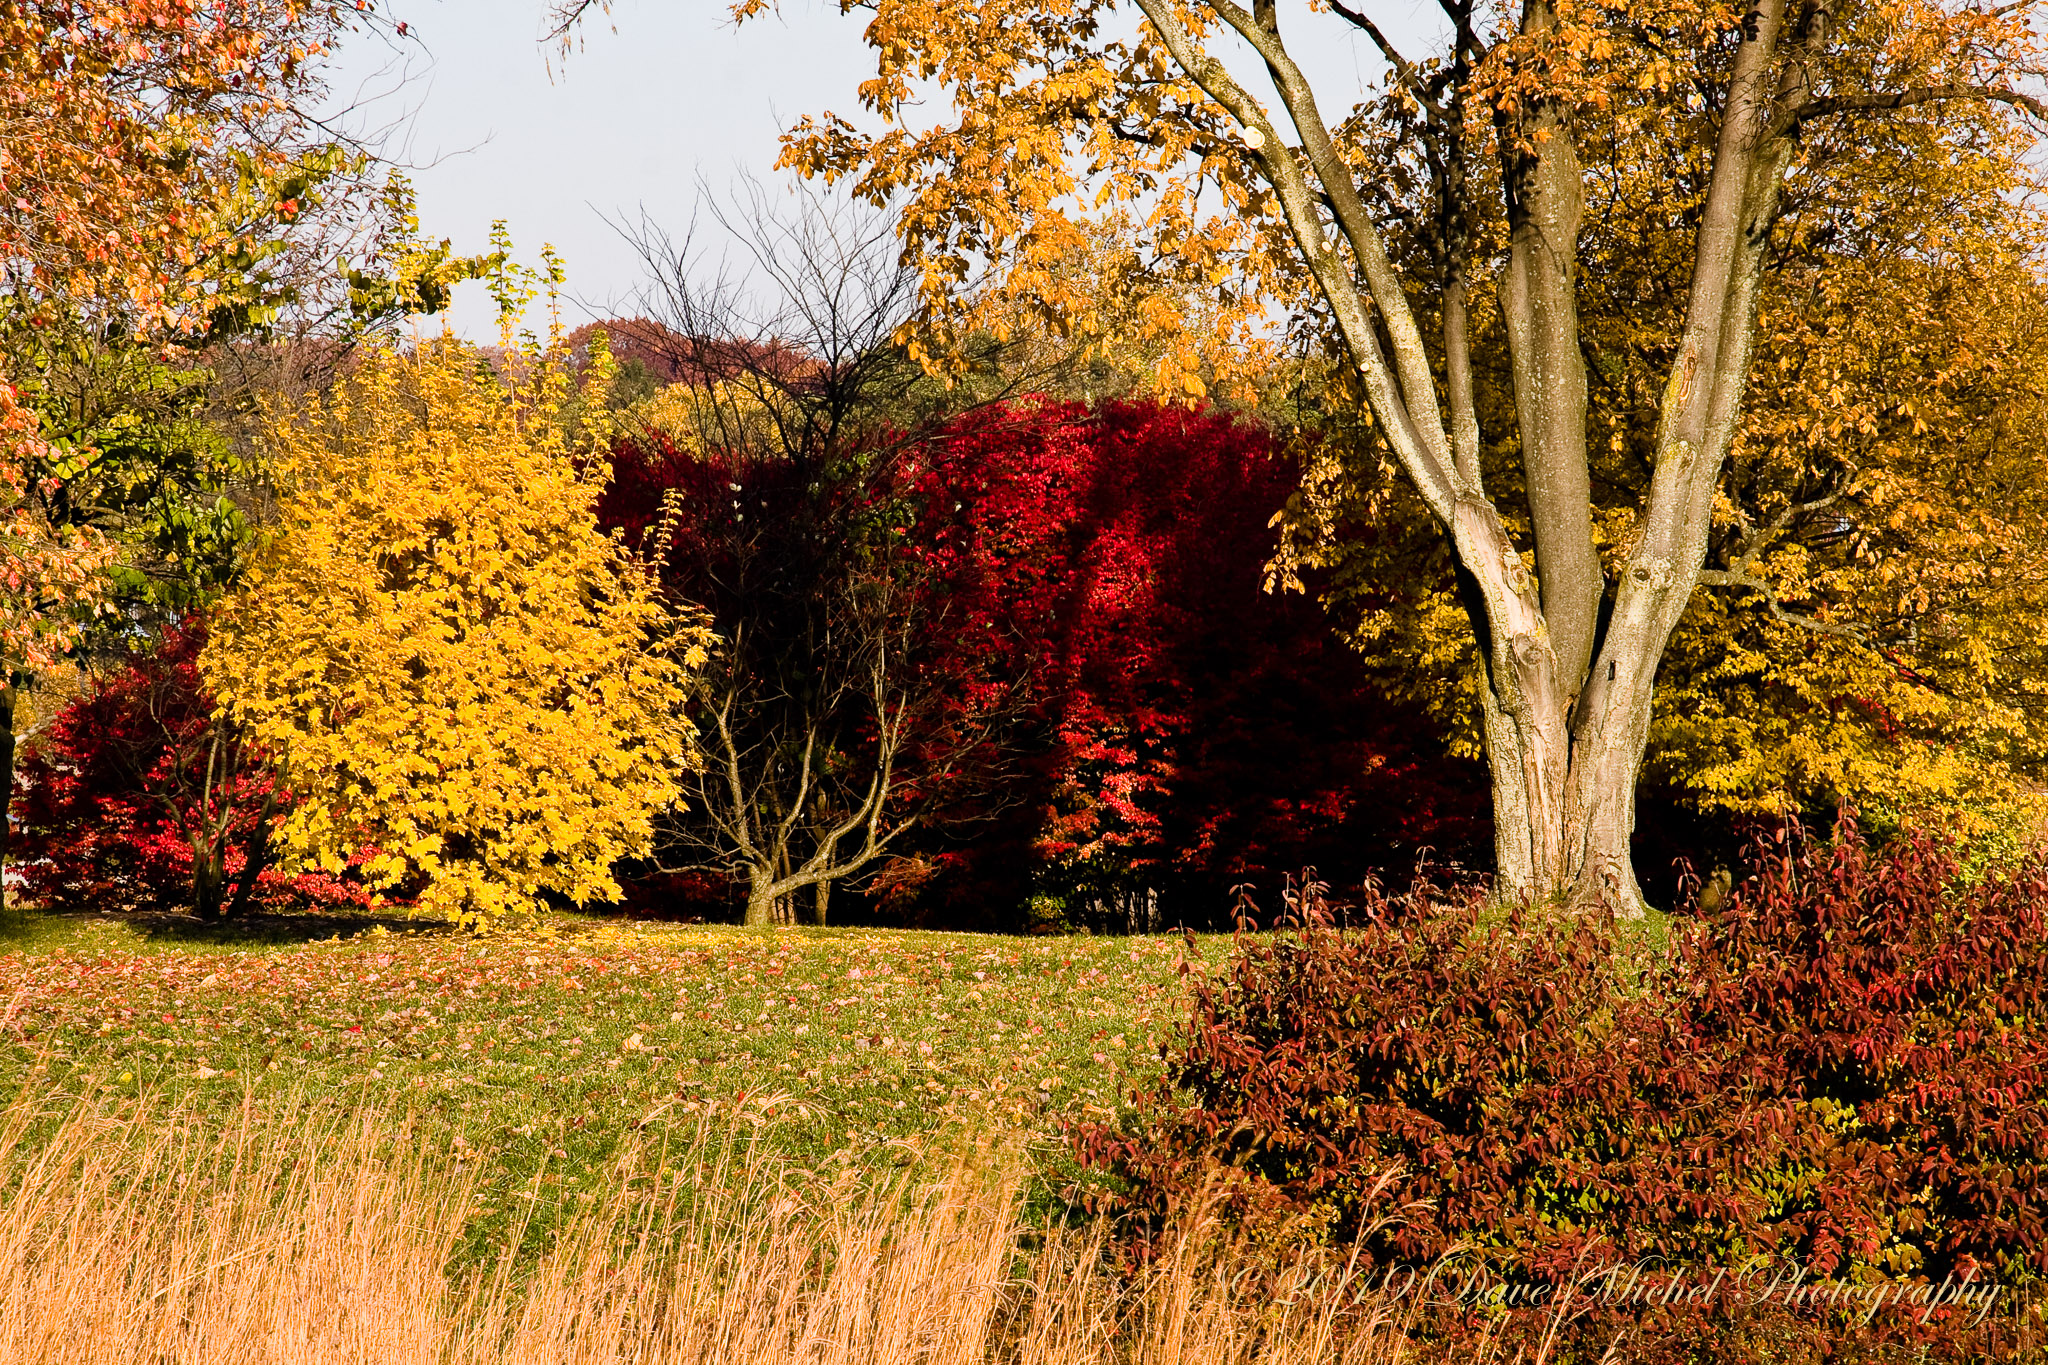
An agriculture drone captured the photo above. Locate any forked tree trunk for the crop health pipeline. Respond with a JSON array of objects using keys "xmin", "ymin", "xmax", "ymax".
[
  {"xmin": 741, "ymin": 869, "xmax": 837, "ymax": 927},
  {"xmin": 1135, "ymin": 0, "xmax": 1806, "ymax": 916},
  {"xmin": 1468, "ymin": 562, "xmax": 1674, "ymax": 916}
]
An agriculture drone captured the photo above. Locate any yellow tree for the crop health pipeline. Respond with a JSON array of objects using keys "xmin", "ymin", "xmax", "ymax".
[
  {"xmin": 1649, "ymin": 133, "xmax": 2048, "ymax": 839},
  {"xmin": 202, "ymin": 335, "xmax": 708, "ymax": 924},
  {"xmin": 1273, "ymin": 45, "xmax": 2048, "ymax": 847},
  {"xmin": 557, "ymin": 0, "xmax": 2048, "ymax": 909}
]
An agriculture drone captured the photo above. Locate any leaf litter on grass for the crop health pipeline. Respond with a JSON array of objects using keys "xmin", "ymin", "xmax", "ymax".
[{"xmin": 0, "ymin": 915, "xmax": 1220, "ymax": 1259}]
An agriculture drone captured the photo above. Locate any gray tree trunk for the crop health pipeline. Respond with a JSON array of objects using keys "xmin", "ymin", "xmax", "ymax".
[
  {"xmin": 743, "ymin": 869, "xmax": 777, "ymax": 927},
  {"xmin": 1136, "ymin": 0, "xmax": 1812, "ymax": 914}
]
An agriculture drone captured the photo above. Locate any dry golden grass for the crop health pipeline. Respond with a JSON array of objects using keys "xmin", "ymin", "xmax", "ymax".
[{"xmin": 0, "ymin": 1091, "xmax": 1577, "ymax": 1365}]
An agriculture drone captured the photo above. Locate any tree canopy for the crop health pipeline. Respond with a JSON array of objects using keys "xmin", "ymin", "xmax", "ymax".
[
  {"xmin": 1267, "ymin": 24, "xmax": 2048, "ymax": 843},
  {"xmin": 202, "ymin": 336, "xmax": 708, "ymax": 924},
  {"xmin": 557, "ymin": 0, "xmax": 2048, "ymax": 908}
]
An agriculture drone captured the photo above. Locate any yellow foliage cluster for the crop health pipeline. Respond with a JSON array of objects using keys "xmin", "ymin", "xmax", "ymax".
[
  {"xmin": 1612, "ymin": 66, "xmax": 2048, "ymax": 839},
  {"xmin": 756, "ymin": 0, "xmax": 1287, "ymax": 400},
  {"xmin": 202, "ymin": 337, "xmax": 709, "ymax": 924},
  {"xmin": 968, "ymin": 212, "xmax": 1280, "ymax": 404},
  {"xmin": 626, "ymin": 380, "xmax": 782, "ymax": 456},
  {"xmin": 1648, "ymin": 233, "xmax": 2048, "ymax": 840}
]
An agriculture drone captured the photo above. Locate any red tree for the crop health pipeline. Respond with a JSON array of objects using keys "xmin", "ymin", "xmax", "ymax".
[
  {"xmin": 603, "ymin": 395, "xmax": 1487, "ymax": 928},
  {"xmin": 12, "ymin": 625, "xmax": 370, "ymax": 919},
  {"xmin": 885, "ymin": 399, "xmax": 1488, "ymax": 928}
]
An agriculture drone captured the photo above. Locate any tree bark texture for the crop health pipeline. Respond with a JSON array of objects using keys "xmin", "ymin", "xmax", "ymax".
[
  {"xmin": 744, "ymin": 869, "xmax": 777, "ymax": 927},
  {"xmin": 1136, "ymin": 0, "xmax": 1814, "ymax": 911}
]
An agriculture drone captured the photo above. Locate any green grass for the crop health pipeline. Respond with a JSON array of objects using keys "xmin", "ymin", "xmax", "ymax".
[{"xmin": 0, "ymin": 908, "xmax": 1225, "ymax": 1255}]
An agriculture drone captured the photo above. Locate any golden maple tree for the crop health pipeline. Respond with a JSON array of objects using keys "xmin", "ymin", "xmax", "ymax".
[
  {"xmin": 201, "ymin": 334, "xmax": 708, "ymax": 924},
  {"xmin": 555, "ymin": 0, "xmax": 2048, "ymax": 909}
]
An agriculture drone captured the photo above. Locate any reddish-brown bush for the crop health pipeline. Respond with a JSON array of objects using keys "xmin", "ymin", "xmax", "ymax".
[
  {"xmin": 1073, "ymin": 874, "xmax": 1790, "ymax": 1273},
  {"xmin": 1671, "ymin": 815, "xmax": 2048, "ymax": 1285},
  {"xmin": 1076, "ymin": 816, "xmax": 2048, "ymax": 1359}
]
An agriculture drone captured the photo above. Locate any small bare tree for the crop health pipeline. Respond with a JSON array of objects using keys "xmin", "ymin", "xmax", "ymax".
[
  {"xmin": 618, "ymin": 184, "xmax": 1021, "ymax": 925},
  {"xmin": 689, "ymin": 581, "xmax": 934, "ymax": 927}
]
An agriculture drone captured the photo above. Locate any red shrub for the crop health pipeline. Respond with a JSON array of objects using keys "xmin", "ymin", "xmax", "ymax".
[
  {"xmin": 1673, "ymin": 813, "xmax": 2048, "ymax": 1283},
  {"xmin": 1073, "ymin": 875, "xmax": 1792, "ymax": 1274},
  {"xmin": 598, "ymin": 396, "xmax": 1488, "ymax": 927},
  {"xmin": 889, "ymin": 399, "xmax": 1487, "ymax": 925},
  {"xmin": 13, "ymin": 625, "xmax": 372, "ymax": 917},
  {"xmin": 1076, "ymin": 820, "xmax": 2048, "ymax": 1357}
]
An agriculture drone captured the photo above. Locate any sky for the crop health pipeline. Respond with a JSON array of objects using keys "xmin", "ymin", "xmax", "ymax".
[{"xmin": 331, "ymin": 1, "xmax": 1436, "ymax": 338}]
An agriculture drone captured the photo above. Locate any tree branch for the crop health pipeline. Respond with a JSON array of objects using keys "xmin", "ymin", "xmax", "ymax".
[
  {"xmin": 1133, "ymin": 0, "xmax": 1459, "ymax": 517},
  {"xmin": 1207, "ymin": 0, "xmax": 1459, "ymax": 476},
  {"xmin": 1695, "ymin": 567, "xmax": 1864, "ymax": 640},
  {"xmin": 1778, "ymin": 83, "xmax": 2048, "ymax": 139},
  {"xmin": 1324, "ymin": 1, "xmax": 1448, "ymax": 123}
]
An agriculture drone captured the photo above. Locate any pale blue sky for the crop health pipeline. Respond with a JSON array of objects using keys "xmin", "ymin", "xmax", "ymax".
[
  {"xmin": 335, "ymin": 2, "xmax": 1434, "ymax": 337},
  {"xmin": 330, "ymin": 2, "xmax": 886, "ymax": 335}
]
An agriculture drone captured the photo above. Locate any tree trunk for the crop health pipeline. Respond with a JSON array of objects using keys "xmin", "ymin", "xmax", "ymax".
[
  {"xmin": 222, "ymin": 808, "xmax": 275, "ymax": 921},
  {"xmin": 810, "ymin": 877, "xmax": 831, "ymax": 927},
  {"xmin": 0, "ymin": 676, "xmax": 14, "ymax": 914},
  {"xmin": 743, "ymin": 869, "xmax": 777, "ymax": 927},
  {"xmin": 1135, "ymin": 0, "xmax": 1804, "ymax": 921},
  {"xmin": 1474, "ymin": 647, "xmax": 1653, "ymax": 916},
  {"xmin": 191, "ymin": 842, "xmax": 227, "ymax": 921}
]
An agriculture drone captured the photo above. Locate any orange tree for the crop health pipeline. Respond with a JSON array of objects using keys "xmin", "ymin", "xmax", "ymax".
[
  {"xmin": 0, "ymin": 0, "xmax": 369, "ymax": 587},
  {"xmin": 0, "ymin": 0, "xmax": 391, "ymax": 899},
  {"xmin": 555, "ymin": 0, "xmax": 2048, "ymax": 912}
]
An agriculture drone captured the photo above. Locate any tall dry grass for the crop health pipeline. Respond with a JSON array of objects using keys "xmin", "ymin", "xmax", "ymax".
[{"xmin": 0, "ymin": 1092, "xmax": 1579, "ymax": 1365}]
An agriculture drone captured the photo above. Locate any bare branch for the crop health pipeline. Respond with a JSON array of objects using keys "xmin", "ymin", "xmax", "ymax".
[
  {"xmin": 544, "ymin": 1, "xmax": 610, "ymax": 47},
  {"xmin": 1324, "ymin": 2, "xmax": 1448, "ymax": 123}
]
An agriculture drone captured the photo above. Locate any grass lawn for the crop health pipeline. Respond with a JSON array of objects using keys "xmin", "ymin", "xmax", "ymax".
[{"xmin": 0, "ymin": 908, "xmax": 1223, "ymax": 1255}]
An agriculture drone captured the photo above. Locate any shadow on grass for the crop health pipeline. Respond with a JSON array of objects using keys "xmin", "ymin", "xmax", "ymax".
[
  {"xmin": 0, "ymin": 907, "xmax": 48, "ymax": 947},
  {"xmin": 0, "ymin": 904, "xmax": 459, "ymax": 950},
  {"xmin": 136, "ymin": 909, "xmax": 459, "ymax": 947}
]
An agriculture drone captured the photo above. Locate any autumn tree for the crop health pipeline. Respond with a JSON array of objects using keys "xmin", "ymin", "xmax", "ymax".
[
  {"xmin": 9, "ymin": 623, "xmax": 371, "ymax": 920},
  {"xmin": 874, "ymin": 397, "xmax": 1489, "ymax": 930},
  {"xmin": 0, "ymin": 0, "xmax": 429, "ymax": 906},
  {"xmin": 557, "ymin": 0, "xmax": 2048, "ymax": 911},
  {"xmin": 201, "ymin": 333, "xmax": 706, "ymax": 925},
  {"xmin": 608, "ymin": 424, "xmax": 946, "ymax": 928},
  {"xmin": 598, "ymin": 191, "xmax": 1029, "ymax": 928},
  {"xmin": 1271, "ymin": 33, "xmax": 2048, "ymax": 849}
]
